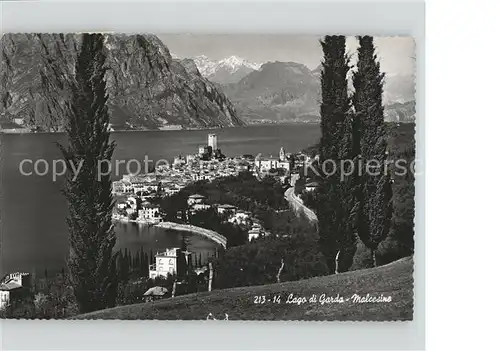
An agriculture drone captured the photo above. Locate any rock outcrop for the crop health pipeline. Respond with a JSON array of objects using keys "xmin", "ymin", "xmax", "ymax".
[{"xmin": 0, "ymin": 34, "xmax": 243, "ymax": 131}]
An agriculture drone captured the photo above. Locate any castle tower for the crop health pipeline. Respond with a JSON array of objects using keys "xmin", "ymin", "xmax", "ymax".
[
  {"xmin": 208, "ymin": 134, "xmax": 218, "ymax": 151},
  {"xmin": 279, "ymin": 147, "xmax": 285, "ymax": 161}
]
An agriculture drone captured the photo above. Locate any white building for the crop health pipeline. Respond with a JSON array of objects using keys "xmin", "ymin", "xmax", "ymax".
[
  {"xmin": 133, "ymin": 182, "xmax": 157, "ymax": 195},
  {"xmin": 228, "ymin": 211, "xmax": 251, "ymax": 225},
  {"xmin": 156, "ymin": 163, "xmax": 170, "ymax": 173},
  {"xmin": 208, "ymin": 134, "xmax": 218, "ymax": 151},
  {"xmin": 191, "ymin": 203, "xmax": 211, "ymax": 212},
  {"xmin": 187, "ymin": 194, "xmax": 206, "ymax": 206},
  {"xmin": 254, "ymin": 158, "xmax": 290, "ymax": 173},
  {"xmin": 248, "ymin": 227, "xmax": 261, "ymax": 241},
  {"xmin": 248, "ymin": 223, "xmax": 264, "ymax": 241},
  {"xmin": 149, "ymin": 248, "xmax": 191, "ymax": 279},
  {"xmin": 173, "ymin": 156, "xmax": 186, "ymax": 167},
  {"xmin": 116, "ymin": 201, "xmax": 128, "ymax": 210},
  {"xmin": 149, "ymin": 248, "xmax": 179, "ymax": 279},
  {"xmin": 13, "ymin": 117, "xmax": 24, "ymax": 126},
  {"xmin": 0, "ymin": 273, "xmax": 30, "ymax": 311},
  {"xmin": 127, "ymin": 196, "xmax": 138, "ymax": 211},
  {"xmin": 216, "ymin": 204, "xmax": 237, "ymax": 215},
  {"xmin": 255, "ymin": 158, "xmax": 276, "ymax": 171},
  {"xmin": 138, "ymin": 204, "xmax": 160, "ymax": 222},
  {"xmin": 277, "ymin": 160, "xmax": 291, "ymax": 171},
  {"xmin": 305, "ymin": 181, "xmax": 319, "ymax": 192},
  {"xmin": 112, "ymin": 180, "xmax": 133, "ymax": 194},
  {"xmin": 0, "ymin": 290, "xmax": 10, "ymax": 310},
  {"xmin": 279, "ymin": 147, "xmax": 286, "ymax": 161},
  {"xmin": 236, "ymin": 162, "xmax": 250, "ymax": 172}
]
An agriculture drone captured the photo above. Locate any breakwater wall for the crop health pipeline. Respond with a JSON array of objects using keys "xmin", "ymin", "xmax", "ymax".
[{"xmin": 155, "ymin": 222, "xmax": 227, "ymax": 249}]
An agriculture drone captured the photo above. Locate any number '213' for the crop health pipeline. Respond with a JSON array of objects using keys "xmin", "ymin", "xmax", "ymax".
[{"xmin": 253, "ymin": 296, "xmax": 266, "ymax": 304}]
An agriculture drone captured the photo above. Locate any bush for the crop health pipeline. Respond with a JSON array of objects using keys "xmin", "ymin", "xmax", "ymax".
[
  {"xmin": 0, "ymin": 274, "xmax": 78, "ymax": 319},
  {"xmin": 116, "ymin": 278, "xmax": 150, "ymax": 305},
  {"xmin": 214, "ymin": 229, "xmax": 328, "ymax": 289},
  {"xmin": 349, "ymin": 240, "xmax": 374, "ymax": 271}
]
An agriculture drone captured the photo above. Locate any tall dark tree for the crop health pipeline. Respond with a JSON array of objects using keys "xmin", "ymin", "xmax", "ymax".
[
  {"xmin": 133, "ymin": 251, "xmax": 140, "ymax": 273},
  {"xmin": 127, "ymin": 248, "xmax": 132, "ymax": 268},
  {"xmin": 58, "ymin": 33, "xmax": 118, "ymax": 313},
  {"xmin": 317, "ymin": 36, "xmax": 357, "ymax": 273},
  {"xmin": 352, "ymin": 36, "xmax": 393, "ymax": 267},
  {"xmin": 117, "ymin": 250, "xmax": 130, "ymax": 283},
  {"xmin": 143, "ymin": 251, "xmax": 149, "ymax": 275},
  {"xmin": 139, "ymin": 246, "xmax": 145, "ymax": 274}
]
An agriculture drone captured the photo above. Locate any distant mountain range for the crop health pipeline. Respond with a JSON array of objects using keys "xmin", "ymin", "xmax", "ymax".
[
  {"xmin": 385, "ymin": 100, "xmax": 416, "ymax": 123},
  {"xmin": 203, "ymin": 59, "xmax": 416, "ymax": 123},
  {"xmin": 222, "ymin": 61, "xmax": 321, "ymax": 123},
  {"xmin": 192, "ymin": 55, "xmax": 262, "ymax": 84},
  {"xmin": 1, "ymin": 35, "xmax": 416, "ymax": 132},
  {"xmin": 0, "ymin": 34, "xmax": 243, "ymax": 132}
]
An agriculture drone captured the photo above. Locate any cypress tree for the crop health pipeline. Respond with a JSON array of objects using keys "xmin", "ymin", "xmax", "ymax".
[
  {"xmin": 134, "ymin": 251, "xmax": 140, "ymax": 273},
  {"xmin": 122, "ymin": 249, "xmax": 130, "ymax": 282},
  {"xmin": 352, "ymin": 36, "xmax": 393, "ymax": 267},
  {"xmin": 139, "ymin": 246, "xmax": 145, "ymax": 274},
  {"xmin": 58, "ymin": 33, "xmax": 118, "ymax": 313},
  {"xmin": 117, "ymin": 250, "xmax": 129, "ymax": 283},
  {"xmin": 317, "ymin": 35, "xmax": 357, "ymax": 273},
  {"xmin": 116, "ymin": 250, "xmax": 123, "ymax": 280},
  {"xmin": 127, "ymin": 249, "xmax": 132, "ymax": 268}
]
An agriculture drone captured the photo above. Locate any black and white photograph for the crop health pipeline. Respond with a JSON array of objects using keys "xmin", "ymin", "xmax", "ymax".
[{"xmin": 0, "ymin": 33, "xmax": 416, "ymax": 321}]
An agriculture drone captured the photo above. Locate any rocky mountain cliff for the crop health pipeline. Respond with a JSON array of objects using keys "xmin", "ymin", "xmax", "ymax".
[{"xmin": 0, "ymin": 34, "xmax": 243, "ymax": 131}]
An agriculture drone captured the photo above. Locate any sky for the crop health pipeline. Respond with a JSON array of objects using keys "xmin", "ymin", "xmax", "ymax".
[{"xmin": 158, "ymin": 34, "xmax": 415, "ymax": 76}]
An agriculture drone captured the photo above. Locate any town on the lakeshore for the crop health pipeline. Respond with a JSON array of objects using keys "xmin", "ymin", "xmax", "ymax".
[
  {"xmin": 110, "ymin": 133, "xmax": 318, "ymax": 279},
  {"xmin": 111, "ymin": 133, "xmax": 315, "ymax": 224},
  {"xmin": 0, "ymin": 133, "xmax": 319, "ymax": 310}
]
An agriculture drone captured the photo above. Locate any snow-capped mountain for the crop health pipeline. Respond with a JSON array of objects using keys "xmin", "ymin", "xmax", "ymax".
[
  {"xmin": 193, "ymin": 55, "xmax": 262, "ymax": 84},
  {"xmin": 192, "ymin": 55, "xmax": 216, "ymax": 76}
]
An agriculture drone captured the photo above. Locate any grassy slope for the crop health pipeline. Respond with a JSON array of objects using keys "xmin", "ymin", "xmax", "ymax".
[{"xmin": 74, "ymin": 257, "xmax": 413, "ymax": 321}]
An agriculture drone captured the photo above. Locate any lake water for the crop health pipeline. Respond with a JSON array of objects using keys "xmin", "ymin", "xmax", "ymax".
[{"xmin": 0, "ymin": 124, "xmax": 320, "ymax": 276}]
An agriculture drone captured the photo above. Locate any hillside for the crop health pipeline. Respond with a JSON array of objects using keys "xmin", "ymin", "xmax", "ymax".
[
  {"xmin": 385, "ymin": 100, "xmax": 416, "ymax": 123},
  {"xmin": 223, "ymin": 62, "xmax": 415, "ymax": 124},
  {"xmin": 223, "ymin": 61, "xmax": 321, "ymax": 123},
  {"xmin": 74, "ymin": 256, "xmax": 413, "ymax": 321},
  {"xmin": 0, "ymin": 34, "xmax": 243, "ymax": 131}
]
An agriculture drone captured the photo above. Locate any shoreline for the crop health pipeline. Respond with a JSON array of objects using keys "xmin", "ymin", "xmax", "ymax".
[
  {"xmin": 113, "ymin": 216, "xmax": 227, "ymax": 249},
  {"xmin": 0, "ymin": 122, "xmax": 323, "ymax": 135},
  {"xmin": 155, "ymin": 221, "xmax": 227, "ymax": 249}
]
